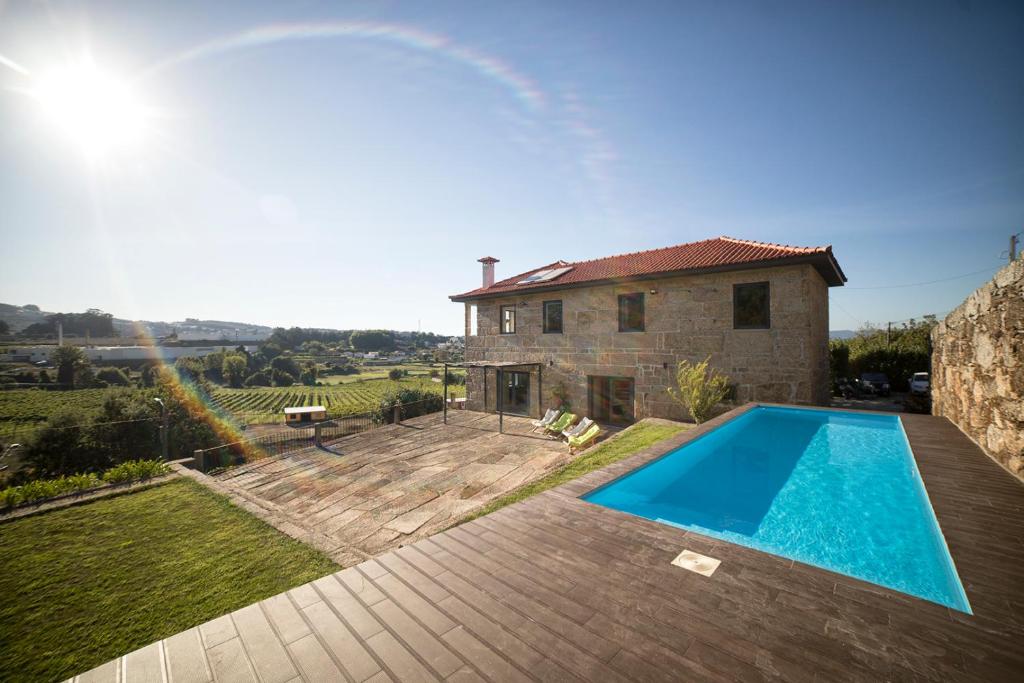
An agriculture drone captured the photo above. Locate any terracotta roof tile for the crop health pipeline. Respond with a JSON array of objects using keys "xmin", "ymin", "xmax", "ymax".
[{"xmin": 451, "ymin": 236, "xmax": 845, "ymax": 300}]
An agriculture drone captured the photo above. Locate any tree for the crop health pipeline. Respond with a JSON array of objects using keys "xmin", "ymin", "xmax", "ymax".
[
  {"xmin": 271, "ymin": 368, "xmax": 296, "ymax": 386},
  {"xmin": 51, "ymin": 346, "xmax": 91, "ymax": 387},
  {"xmin": 244, "ymin": 370, "xmax": 272, "ymax": 387},
  {"xmin": 23, "ymin": 411, "xmax": 103, "ymax": 478},
  {"xmin": 222, "ymin": 354, "xmax": 248, "ymax": 388},
  {"xmin": 95, "ymin": 367, "xmax": 131, "ymax": 386},
  {"xmin": 38, "ymin": 369, "xmax": 52, "ymax": 384},
  {"xmin": 258, "ymin": 342, "xmax": 283, "ymax": 363},
  {"xmin": 667, "ymin": 356, "xmax": 730, "ymax": 424},
  {"xmin": 270, "ymin": 355, "xmax": 300, "ymax": 377},
  {"xmin": 388, "ymin": 368, "xmax": 404, "ymax": 381},
  {"xmin": 350, "ymin": 330, "xmax": 395, "ymax": 352},
  {"xmin": 299, "ymin": 361, "xmax": 318, "ymax": 386},
  {"xmin": 0, "ymin": 320, "xmax": 9, "ymax": 335},
  {"xmin": 203, "ymin": 351, "xmax": 226, "ymax": 383}
]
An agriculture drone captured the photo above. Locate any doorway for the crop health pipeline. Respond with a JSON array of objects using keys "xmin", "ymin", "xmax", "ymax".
[
  {"xmin": 501, "ymin": 371, "xmax": 531, "ymax": 415},
  {"xmin": 589, "ymin": 376, "xmax": 635, "ymax": 425}
]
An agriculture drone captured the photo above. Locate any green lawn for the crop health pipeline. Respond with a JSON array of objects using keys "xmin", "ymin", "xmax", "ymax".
[
  {"xmin": 0, "ymin": 478, "xmax": 338, "ymax": 683},
  {"xmin": 463, "ymin": 419, "xmax": 689, "ymax": 522}
]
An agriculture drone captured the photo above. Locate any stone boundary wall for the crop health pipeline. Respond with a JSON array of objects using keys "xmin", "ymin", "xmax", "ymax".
[{"xmin": 931, "ymin": 259, "xmax": 1024, "ymax": 481}]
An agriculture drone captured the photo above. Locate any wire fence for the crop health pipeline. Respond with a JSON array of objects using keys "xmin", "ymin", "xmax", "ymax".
[{"xmin": 193, "ymin": 398, "xmax": 444, "ymax": 474}]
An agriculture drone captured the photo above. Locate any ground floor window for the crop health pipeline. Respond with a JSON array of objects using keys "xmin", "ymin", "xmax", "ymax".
[{"xmin": 589, "ymin": 375, "xmax": 635, "ymax": 425}]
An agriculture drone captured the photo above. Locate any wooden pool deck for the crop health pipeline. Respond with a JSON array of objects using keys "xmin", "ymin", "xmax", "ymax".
[{"xmin": 70, "ymin": 407, "xmax": 1024, "ymax": 682}]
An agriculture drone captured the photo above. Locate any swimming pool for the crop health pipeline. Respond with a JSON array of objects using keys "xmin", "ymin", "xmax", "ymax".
[{"xmin": 583, "ymin": 406, "xmax": 971, "ymax": 612}]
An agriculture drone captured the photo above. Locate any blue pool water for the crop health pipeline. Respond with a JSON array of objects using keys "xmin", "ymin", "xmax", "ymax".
[{"xmin": 584, "ymin": 406, "xmax": 971, "ymax": 612}]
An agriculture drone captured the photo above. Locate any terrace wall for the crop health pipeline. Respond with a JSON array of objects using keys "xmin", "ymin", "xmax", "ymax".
[
  {"xmin": 463, "ymin": 263, "xmax": 831, "ymax": 421},
  {"xmin": 931, "ymin": 259, "xmax": 1024, "ymax": 481}
]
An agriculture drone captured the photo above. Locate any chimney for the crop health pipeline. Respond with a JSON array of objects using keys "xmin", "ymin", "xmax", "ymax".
[{"xmin": 478, "ymin": 256, "xmax": 499, "ymax": 288}]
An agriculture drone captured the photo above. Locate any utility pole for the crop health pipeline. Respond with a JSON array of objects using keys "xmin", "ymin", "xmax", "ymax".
[{"xmin": 1011, "ymin": 233, "xmax": 1018, "ymax": 263}]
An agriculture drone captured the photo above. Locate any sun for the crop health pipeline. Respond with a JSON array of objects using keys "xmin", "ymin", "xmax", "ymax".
[{"xmin": 32, "ymin": 63, "xmax": 147, "ymax": 157}]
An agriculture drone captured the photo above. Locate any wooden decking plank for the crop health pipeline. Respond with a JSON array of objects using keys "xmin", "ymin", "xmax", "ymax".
[
  {"xmin": 364, "ymin": 567, "xmax": 456, "ymax": 635},
  {"xmin": 206, "ymin": 637, "xmax": 258, "ymax": 683},
  {"xmin": 124, "ymin": 641, "xmax": 164, "ymax": 683},
  {"xmin": 230, "ymin": 603, "xmax": 298, "ymax": 683},
  {"xmin": 364, "ymin": 629, "xmax": 439, "ymax": 683},
  {"xmin": 301, "ymin": 600, "xmax": 383, "ymax": 683},
  {"xmin": 377, "ymin": 551, "xmax": 450, "ymax": 603},
  {"xmin": 199, "ymin": 613, "xmax": 237, "ymax": 650},
  {"xmin": 368, "ymin": 598, "xmax": 464, "ymax": 677},
  {"xmin": 312, "ymin": 574, "xmax": 386, "ymax": 640},
  {"xmin": 286, "ymin": 633, "xmax": 346, "ymax": 681},
  {"xmin": 164, "ymin": 628, "xmax": 212, "ymax": 683},
  {"xmin": 76, "ymin": 658, "xmax": 119, "ymax": 683},
  {"xmin": 262, "ymin": 593, "xmax": 313, "ymax": 645},
  {"xmin": 337, "ymin": 567, "xmax": 390, "ymax": 606}
]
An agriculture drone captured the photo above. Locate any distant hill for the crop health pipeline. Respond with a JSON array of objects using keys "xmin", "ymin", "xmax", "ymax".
[
  {"xmin": 0, "ymin": 303, "xmax": 275, "ymax": 341},
  {"xmin": 830, "ymin": 330, "xmax": 856, "ymax": 340}
]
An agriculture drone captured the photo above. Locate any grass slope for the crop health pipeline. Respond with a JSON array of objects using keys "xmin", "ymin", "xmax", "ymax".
[
  {"xmin": 0, "ymin": 478, "xmax": 337, "ymax": 682},
  {"xmin": 464, "ymin": 419, "xmax": 688, "ymax": 523}
]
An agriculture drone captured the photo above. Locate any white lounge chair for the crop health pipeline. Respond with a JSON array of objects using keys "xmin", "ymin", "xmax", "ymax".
[
  {"xmin": 531, "ymin": 408, "xmax": 561, "ymax": 432},
  {"xmin": 562, "ymin": 417, "xmax": 594, "ymax": 440}
]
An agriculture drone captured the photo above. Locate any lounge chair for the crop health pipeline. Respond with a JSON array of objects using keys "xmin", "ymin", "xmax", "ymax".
[
  {"xmin": 544, "ymin": 412, "xmax": 576, "ymax": 438},
  {"xmin": 562, "ymin": 416, "xmax": 594, "ymax": 440},
  {"xmin": 530, "ymin": 408, "xmax": 561, "ymax": 432},
  {"xmin": 568, "ymin": 423, "xmax": 602, "ymax": 453}
]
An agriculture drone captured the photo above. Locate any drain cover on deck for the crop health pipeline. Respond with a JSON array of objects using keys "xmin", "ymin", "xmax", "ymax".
[{"xmin": 671, "ymin": 549, "xmax": 721, "ymax": 577}]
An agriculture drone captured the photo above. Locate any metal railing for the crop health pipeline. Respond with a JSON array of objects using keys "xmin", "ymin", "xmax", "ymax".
[{"xmin": 193, "ymin": 397, "xmax": 444, "ymax": 474}]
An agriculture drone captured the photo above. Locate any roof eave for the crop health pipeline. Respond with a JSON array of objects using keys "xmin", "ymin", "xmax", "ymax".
[{"xmin": 449, "ymin": 252, "xmax": 846, "ymax": 302}]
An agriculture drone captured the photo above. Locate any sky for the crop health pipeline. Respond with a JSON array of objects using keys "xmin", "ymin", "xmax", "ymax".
[{"xmin": 1, "ymin": 0, "xmax": 1021, "ymax": 336}]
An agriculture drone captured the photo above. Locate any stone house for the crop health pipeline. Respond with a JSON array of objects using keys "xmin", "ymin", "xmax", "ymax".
[{"xmin": 449, "ymin": 236, "xmax": 846, "ymax": 424}]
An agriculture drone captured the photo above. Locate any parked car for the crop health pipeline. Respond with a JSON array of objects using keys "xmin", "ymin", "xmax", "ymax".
[
  {"xmin": 909, "ymin": 372, "xmax": 930, "ymax": 395},
  {"xmin": 859, "ymin": 372, "xmax": 891, "ymax": 397}
]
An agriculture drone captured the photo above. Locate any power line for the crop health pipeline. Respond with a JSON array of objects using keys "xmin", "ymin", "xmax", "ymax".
[{"xmin": 843, "ymin": 265, "xmax": 1000, "ymax": 290}]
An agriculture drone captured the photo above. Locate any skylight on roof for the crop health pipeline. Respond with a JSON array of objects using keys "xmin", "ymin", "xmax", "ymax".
[{"xmin": 517, "ymin": 266, "xmax": 573, "ymax": 285}]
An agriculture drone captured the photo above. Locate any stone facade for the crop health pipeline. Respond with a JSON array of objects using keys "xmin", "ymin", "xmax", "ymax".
[
  {"xmin": 931, "ymin": 259, "xmax": 1024, "ymax": 481},
  {"xmin": 462, "ymin": 263, "xmax": 831, "ymax": 421}
]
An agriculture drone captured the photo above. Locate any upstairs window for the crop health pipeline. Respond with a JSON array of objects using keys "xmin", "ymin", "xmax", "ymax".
[
  {"xmin": 500, "ymin": 305, "xmax": 516, "ymax": 334},
  {"xmin": 734, "ymin": 282, "xmax": 771, "ymax": 329},
  {"xmin": 543, "ymin": 300, "xmax": 563, "ymax": 334},
  {"xmin": 618, "ymin": 293, "xmax": 644, "ymax": 332}
]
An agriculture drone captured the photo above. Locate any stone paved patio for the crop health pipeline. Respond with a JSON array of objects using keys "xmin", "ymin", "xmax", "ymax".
[{"xmin": 182, "ymin": 411, "xmax": 573, "ymax": 565}]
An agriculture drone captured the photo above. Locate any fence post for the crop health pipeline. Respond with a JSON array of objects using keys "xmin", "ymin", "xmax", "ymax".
[
  {"xmin": 314, "ymin": 422, "xmax": 322, "ymax": 448},
  {"xmin": 193, "ymin": 449, "xmax": 205, "ymax": 473},
  {"xmin": 393, "ymin": 401, "xmax": 402, "ymax": 425}
]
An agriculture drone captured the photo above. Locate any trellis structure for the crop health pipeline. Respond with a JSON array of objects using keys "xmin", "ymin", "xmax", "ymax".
[{"xmin": 443, "ymin": 360, "xmax": 545, "ymax": 433}]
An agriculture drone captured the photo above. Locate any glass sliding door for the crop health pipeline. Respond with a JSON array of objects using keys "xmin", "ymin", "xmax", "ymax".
[
  {"xmin": 501, "ymin": 371, "xmax": 530, "ymax": 415},
  {"xmin": 589, "ymin": 376, "xmax": 635, "ymax": 425}
]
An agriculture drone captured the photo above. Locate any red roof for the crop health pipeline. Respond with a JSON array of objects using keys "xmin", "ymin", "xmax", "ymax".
[{"xmin": 450, "ymin": 236, "xmax": 845, "ymax": 300}]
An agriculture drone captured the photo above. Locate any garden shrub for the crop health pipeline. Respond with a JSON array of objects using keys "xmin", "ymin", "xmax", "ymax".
[
  {"xmin": 372, "ymin": 388, "xmax": 444, "ymax": 424},
  {"xmin": 667, "ymin": 356, "xmax": 730, "ymax": 424},
  {"xmin": 1, "ymin": 460, "xmax": 169, "ymax": 509}
]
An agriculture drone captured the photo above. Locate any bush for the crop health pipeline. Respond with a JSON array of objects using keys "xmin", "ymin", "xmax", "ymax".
[
  {"xmin": 372, "ymin": 388, "xmax": 444, "ymax": 424},
  {"xmin": 829, "ymin": 318, "xmax": 935, "ymax": 392},
  {"xmin": 244, "ymin": 370, "xmax": 272, "ymax": 387},
  {"xmin": 102, "ymin": 459, "xmax": 170, "ymax": 484},
  {"xmin": 388, "ymin": 368, "xmax": 403, "ymax": 381},
  {"xmin": 667, "ymin": 356, "xmax": 730, "ymax": 424},
  {"xmin": 271, "ymin": 369, "xmax": 296, "ymax": 386},
  {"xmin": 96, "ymin": 367, "xmax": 131, "ymax": 386},
  {"xmin": 0, "ymin": 460, "xmax": 168, "ymax": 508}
]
